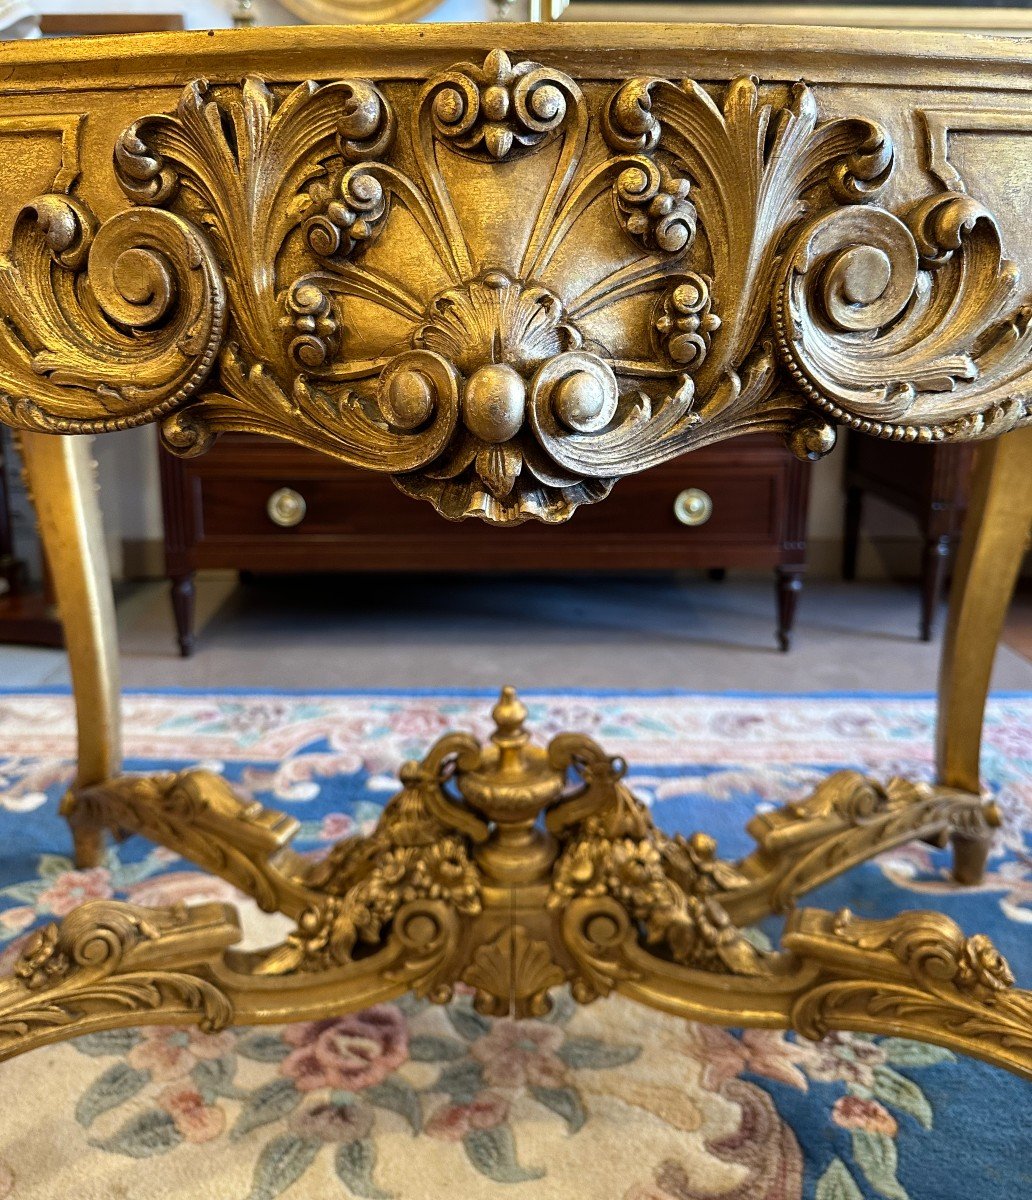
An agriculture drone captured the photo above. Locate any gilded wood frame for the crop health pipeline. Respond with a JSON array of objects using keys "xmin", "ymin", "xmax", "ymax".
[{"xmin": 0, "ymin": 23, "xmax": 1029, "ymax": 1086}]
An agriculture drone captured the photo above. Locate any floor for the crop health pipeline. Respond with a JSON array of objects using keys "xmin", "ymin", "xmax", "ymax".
[{"xmin": 3, "ymin": 572, "xmax": 1032, "ymax": 692}]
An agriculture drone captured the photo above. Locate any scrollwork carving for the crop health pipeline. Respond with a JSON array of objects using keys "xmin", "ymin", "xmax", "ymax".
[
  {"xmin": 423, "ymin": 49, "xmax": 574, "ymax": 160},
  {"xmin": 0, "ymin": 901, "xmax": 238, "ymax": 1047},
  {"xmin": 0, "ymin": 196, "xmax": 225, "ymax": 433},
  {"xmin": 0, "ymin": 55, "xmax": 1027, "ymax": 522},
  {"xmin": 785, "ymin": 908, "xmax": 1032, "ymax": 1069},
  {"xmin": 775, "ymin": 194, "xmax": 1032, "ymax": 441}
]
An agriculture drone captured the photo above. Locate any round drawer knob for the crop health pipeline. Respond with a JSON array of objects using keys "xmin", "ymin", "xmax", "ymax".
[
  {"xmin": 266, "ymin": 487, "xmax": 307, "ymax": 528},
  {"xmin": 673, "ymin": 487, "xmax": 713, "ymax": 527}
]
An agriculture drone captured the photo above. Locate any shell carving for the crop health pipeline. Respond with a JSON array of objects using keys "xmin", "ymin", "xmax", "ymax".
[{"xmin": 0, "ymin": 55, "xmax": 1028, "ymax": 523}]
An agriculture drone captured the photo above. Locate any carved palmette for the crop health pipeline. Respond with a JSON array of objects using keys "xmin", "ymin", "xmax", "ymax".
[{"xmin": 0, "ymin": 55, "xmax": 1028, "ymax": 523}]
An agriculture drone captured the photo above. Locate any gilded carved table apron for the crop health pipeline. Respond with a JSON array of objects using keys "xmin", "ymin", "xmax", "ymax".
[{"xmin": 0, "ymin": 24, "xmax": 1030, "ymax": 1087}]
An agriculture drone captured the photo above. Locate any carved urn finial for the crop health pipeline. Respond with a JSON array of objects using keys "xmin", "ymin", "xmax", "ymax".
[{"xmin": 456, "ymin": 687, "xmax": 564, "ymax": 885}]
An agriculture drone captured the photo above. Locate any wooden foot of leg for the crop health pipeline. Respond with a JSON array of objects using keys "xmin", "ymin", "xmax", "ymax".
[
  {"xmin": 951, "ymin": 830, "xmax": 993, "ymax": 887},
  {"xmin": 170, "ymin": 572, "xmax": 196, "ymax": 657},
  {"xmin": 775, "ymin": 565, "xmax": 803, "ymax": 652},
  {"xmin": 719, "ymin": 769, "xmax": 998, "ymax": 925}
]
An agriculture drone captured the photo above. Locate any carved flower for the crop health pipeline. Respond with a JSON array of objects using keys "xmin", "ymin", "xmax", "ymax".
[
  {"xmin": 425, "ymin": 1092, "xmax": 510, "ymax": 1141},
  {"xmin": 290, "ymin": 1100, "xmax": 374, "ymax": 1143},
  {"xmin": 37, "ymin": 866, "xmax": 112, "ymax": 916},
  {"xmin": 956, "ymin": 933, "xmax": 1014, "ymax": 996},
  {"xmin": 831, "ymin": 1095, "xmax": 898, "ymax": 1136},
  {"xmin": 127, "ymin": 1025, "xmax": 235, "ymax": 1082},
  {"xmin": 470, "ymin": 1019, "xmax": 567, "ymax": 1088},
  {"xmin": 157, "ymin": 1083, "xmax": 226, "ymax": 1142},
  {"xmin": 14, "ymin": 923, "xmax": 66, "ymax": 990},
  {"xmin": 279, "ymin": 1007, "xmax": 408, "ymax": 1092},
  {"xmin": 429, "ymin": 49, "xmax": 570, "ymax": 161},
  {"xmin": 654, "ymin": 274, "xmax": 720, "ymax": 368}
]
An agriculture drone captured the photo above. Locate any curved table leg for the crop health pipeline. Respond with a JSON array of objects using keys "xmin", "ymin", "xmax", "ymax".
[
  {"xmin": 936, "ymin": 427, "xmax": 1032, "ymax": 884},
  {"xmin": 18, "ymin": 433, "xmax": 121, "ymax": 868}
]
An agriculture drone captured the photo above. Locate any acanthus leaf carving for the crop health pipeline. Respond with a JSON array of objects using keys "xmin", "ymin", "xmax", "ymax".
[{"xmin": 0, "ymin": 54, "xmax": 1028, "ymax": 522}]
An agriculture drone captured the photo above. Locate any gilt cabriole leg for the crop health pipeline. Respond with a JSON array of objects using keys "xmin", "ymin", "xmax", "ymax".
[
  {"xmin": 937, "ymin": 427, "xmax": 1032, "ymax": 884},
  {"xmin": 18, "ymin": 432, "xmax": 121, "ymax": 868}
]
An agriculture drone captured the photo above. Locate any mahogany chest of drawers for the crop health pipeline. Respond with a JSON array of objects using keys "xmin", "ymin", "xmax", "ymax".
[{"xmin": 160, "ymin": 434, "xmax": 811, "ymax": 656}]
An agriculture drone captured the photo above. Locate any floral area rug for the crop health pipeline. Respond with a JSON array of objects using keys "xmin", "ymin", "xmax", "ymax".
[{"xmin": 0, "ymin": 689, "xmax": 1029, "ymax": 1200}]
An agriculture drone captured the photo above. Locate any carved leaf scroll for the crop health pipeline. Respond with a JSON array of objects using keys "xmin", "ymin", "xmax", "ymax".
[{"xmin": 0, "ymin": 55, "xmax": 1028, "ymax": 523}]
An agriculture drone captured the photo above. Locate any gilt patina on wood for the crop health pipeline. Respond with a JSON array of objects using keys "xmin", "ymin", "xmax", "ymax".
[
  {"xmin": 0, "ymin": 25, "xmax": 1030, "ymax": 1085},
  {"xmin": 0, "ymin": 26, "xmax": 1029, "ymax": 523}
]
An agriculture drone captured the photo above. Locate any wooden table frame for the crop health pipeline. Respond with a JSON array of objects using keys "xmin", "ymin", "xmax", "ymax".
[{"xmin": 0, "ymin": 23, "xmax": 1029, "ymax": 1084}]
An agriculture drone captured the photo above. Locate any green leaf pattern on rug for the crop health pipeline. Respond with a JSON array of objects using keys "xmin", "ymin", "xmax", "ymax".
[
  {"xmin": 63, "ymin": 993, "xmax": 641, "ymax": 1194},
  {"xmin": 75, "ymin": 1063, "xmax": 150, "ymax": 1128},
  {"xmin": 816, "ymin": 1158, "xmax": 864, "ymax": 1200},
  {"xmin": 335, "ymin": 1139, "xmax": 392, "ymax": 1199},
  {"xmin": 462, "ymin": 1126, "xmax": 545, "ymax": 1183}
]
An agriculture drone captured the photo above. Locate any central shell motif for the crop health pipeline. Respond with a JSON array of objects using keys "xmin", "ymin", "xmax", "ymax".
[
  {"xmin": 288, "ymin": 50, "xmax": 705, "ymax": 523},
  {"xmin": 375, "ymin": 270, "xmax": 618, "ymax": 505}
]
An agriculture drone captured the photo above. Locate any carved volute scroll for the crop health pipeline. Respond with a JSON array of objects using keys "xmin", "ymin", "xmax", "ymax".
[{"xmin": 0, "ymin": 46, "xmax": 1029, "ymax": 522}]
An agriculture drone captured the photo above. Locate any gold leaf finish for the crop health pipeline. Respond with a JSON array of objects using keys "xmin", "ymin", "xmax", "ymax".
[
  {"xmin": 0, "ymin": 24, "xmax": 1031, "ymax": 1086},
  {"xmin": 0, "ymin": 901, "xmax": 239, "ymax": 1053},
  {"xmin": 5, "ymin": 690, "xmax": 1032, "ymax": 1082},
  {"xmin": 0, "ymin": 30, "xmax": 1029, "ymax": 521}
]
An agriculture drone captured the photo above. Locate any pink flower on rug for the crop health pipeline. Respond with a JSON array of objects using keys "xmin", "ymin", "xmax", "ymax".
[
  {"xmin": 387, "ymin": 704, "xmax": 451, "ymax": 738},
  {"xmin": 0, "ymin": 906, "xmax": 35, "ymax": 935},
  {"xmin": 470, "ymin": 1021, "xmax": 567, "ymax": 1089},
  {"xmin": 425, "ymin": 1092, "xmax": 509, "ymax": 1141},
  {"xmin": 320, "ymin": 812, "xmax": 355, "ymax": 841},
  {"xmin": 796, "ymin": 1032, "xmax": 887, "ymax": 1088},
  {"xmin": 37, "ymin": 867, "xmax": 112, "ymax": 916},
  {"xmin": 691, "ymin": 1025, "xmax": 811, "ymax": 1091},
  {"xmin": 157, "ymin": 1083, "xmax": 225, "ymax": 1143},
  {"xmin": 280, "ymin": 1007, "xmax": 408, "ymax": 1092},
  {"xmin": 127, "ymin": 1026, "xmax": 236, "ymax": 1082},
  {"xmin": 832, "ymin": 1095, "xmax": 898, "ymax": 1136},
  {"xmin": 127, "ymin": 871, "xmax": 240, "ymax": 909}
]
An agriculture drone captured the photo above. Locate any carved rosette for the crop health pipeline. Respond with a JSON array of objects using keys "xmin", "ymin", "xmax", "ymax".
[{"xmin": 0, "ymin": 56, "xmax": 1028, "ymax": 522}]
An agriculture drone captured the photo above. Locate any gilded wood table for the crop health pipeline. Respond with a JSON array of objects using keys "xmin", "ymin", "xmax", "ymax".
[{"xmin": 0, "ymin": 23, "xmax": 1030, "ymax": 1083}]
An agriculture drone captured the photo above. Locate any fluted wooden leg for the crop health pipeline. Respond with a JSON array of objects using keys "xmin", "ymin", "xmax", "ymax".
[
  {"xmin": 936, "ymin": 427, "xmax": 1032, "ymax": 883},
  {"xmin": 18, "ymin": 433, "xmax": 122, "ymax": 867}
]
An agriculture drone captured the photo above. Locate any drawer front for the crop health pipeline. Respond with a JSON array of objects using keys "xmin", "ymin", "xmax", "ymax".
[{"xmin": 196, "ymin": 456, "xmax": 787, "ymax": 547}]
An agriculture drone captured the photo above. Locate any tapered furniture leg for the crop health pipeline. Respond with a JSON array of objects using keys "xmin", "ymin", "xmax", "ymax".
[
  {"xmin": 920, "ymin": 532, "xmax": 951, "ymax": 642},
  {"xmin": 775, "ymin": 566, "xmax": 803, "ymax": 652},
  {"xmin": 842, "ymin": 485, "xmax": 862, "ymax": 581},
  {"xmin": 937, "ymin": 427, "xmax": 1032, "ymax": 884},
  {"xmin": 170, "ymin": 571, "xmax": 196, "ymax": 658},
  {"xmin": 18, "ymin": 433, "xmax": 121, "ymax": 867}
]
